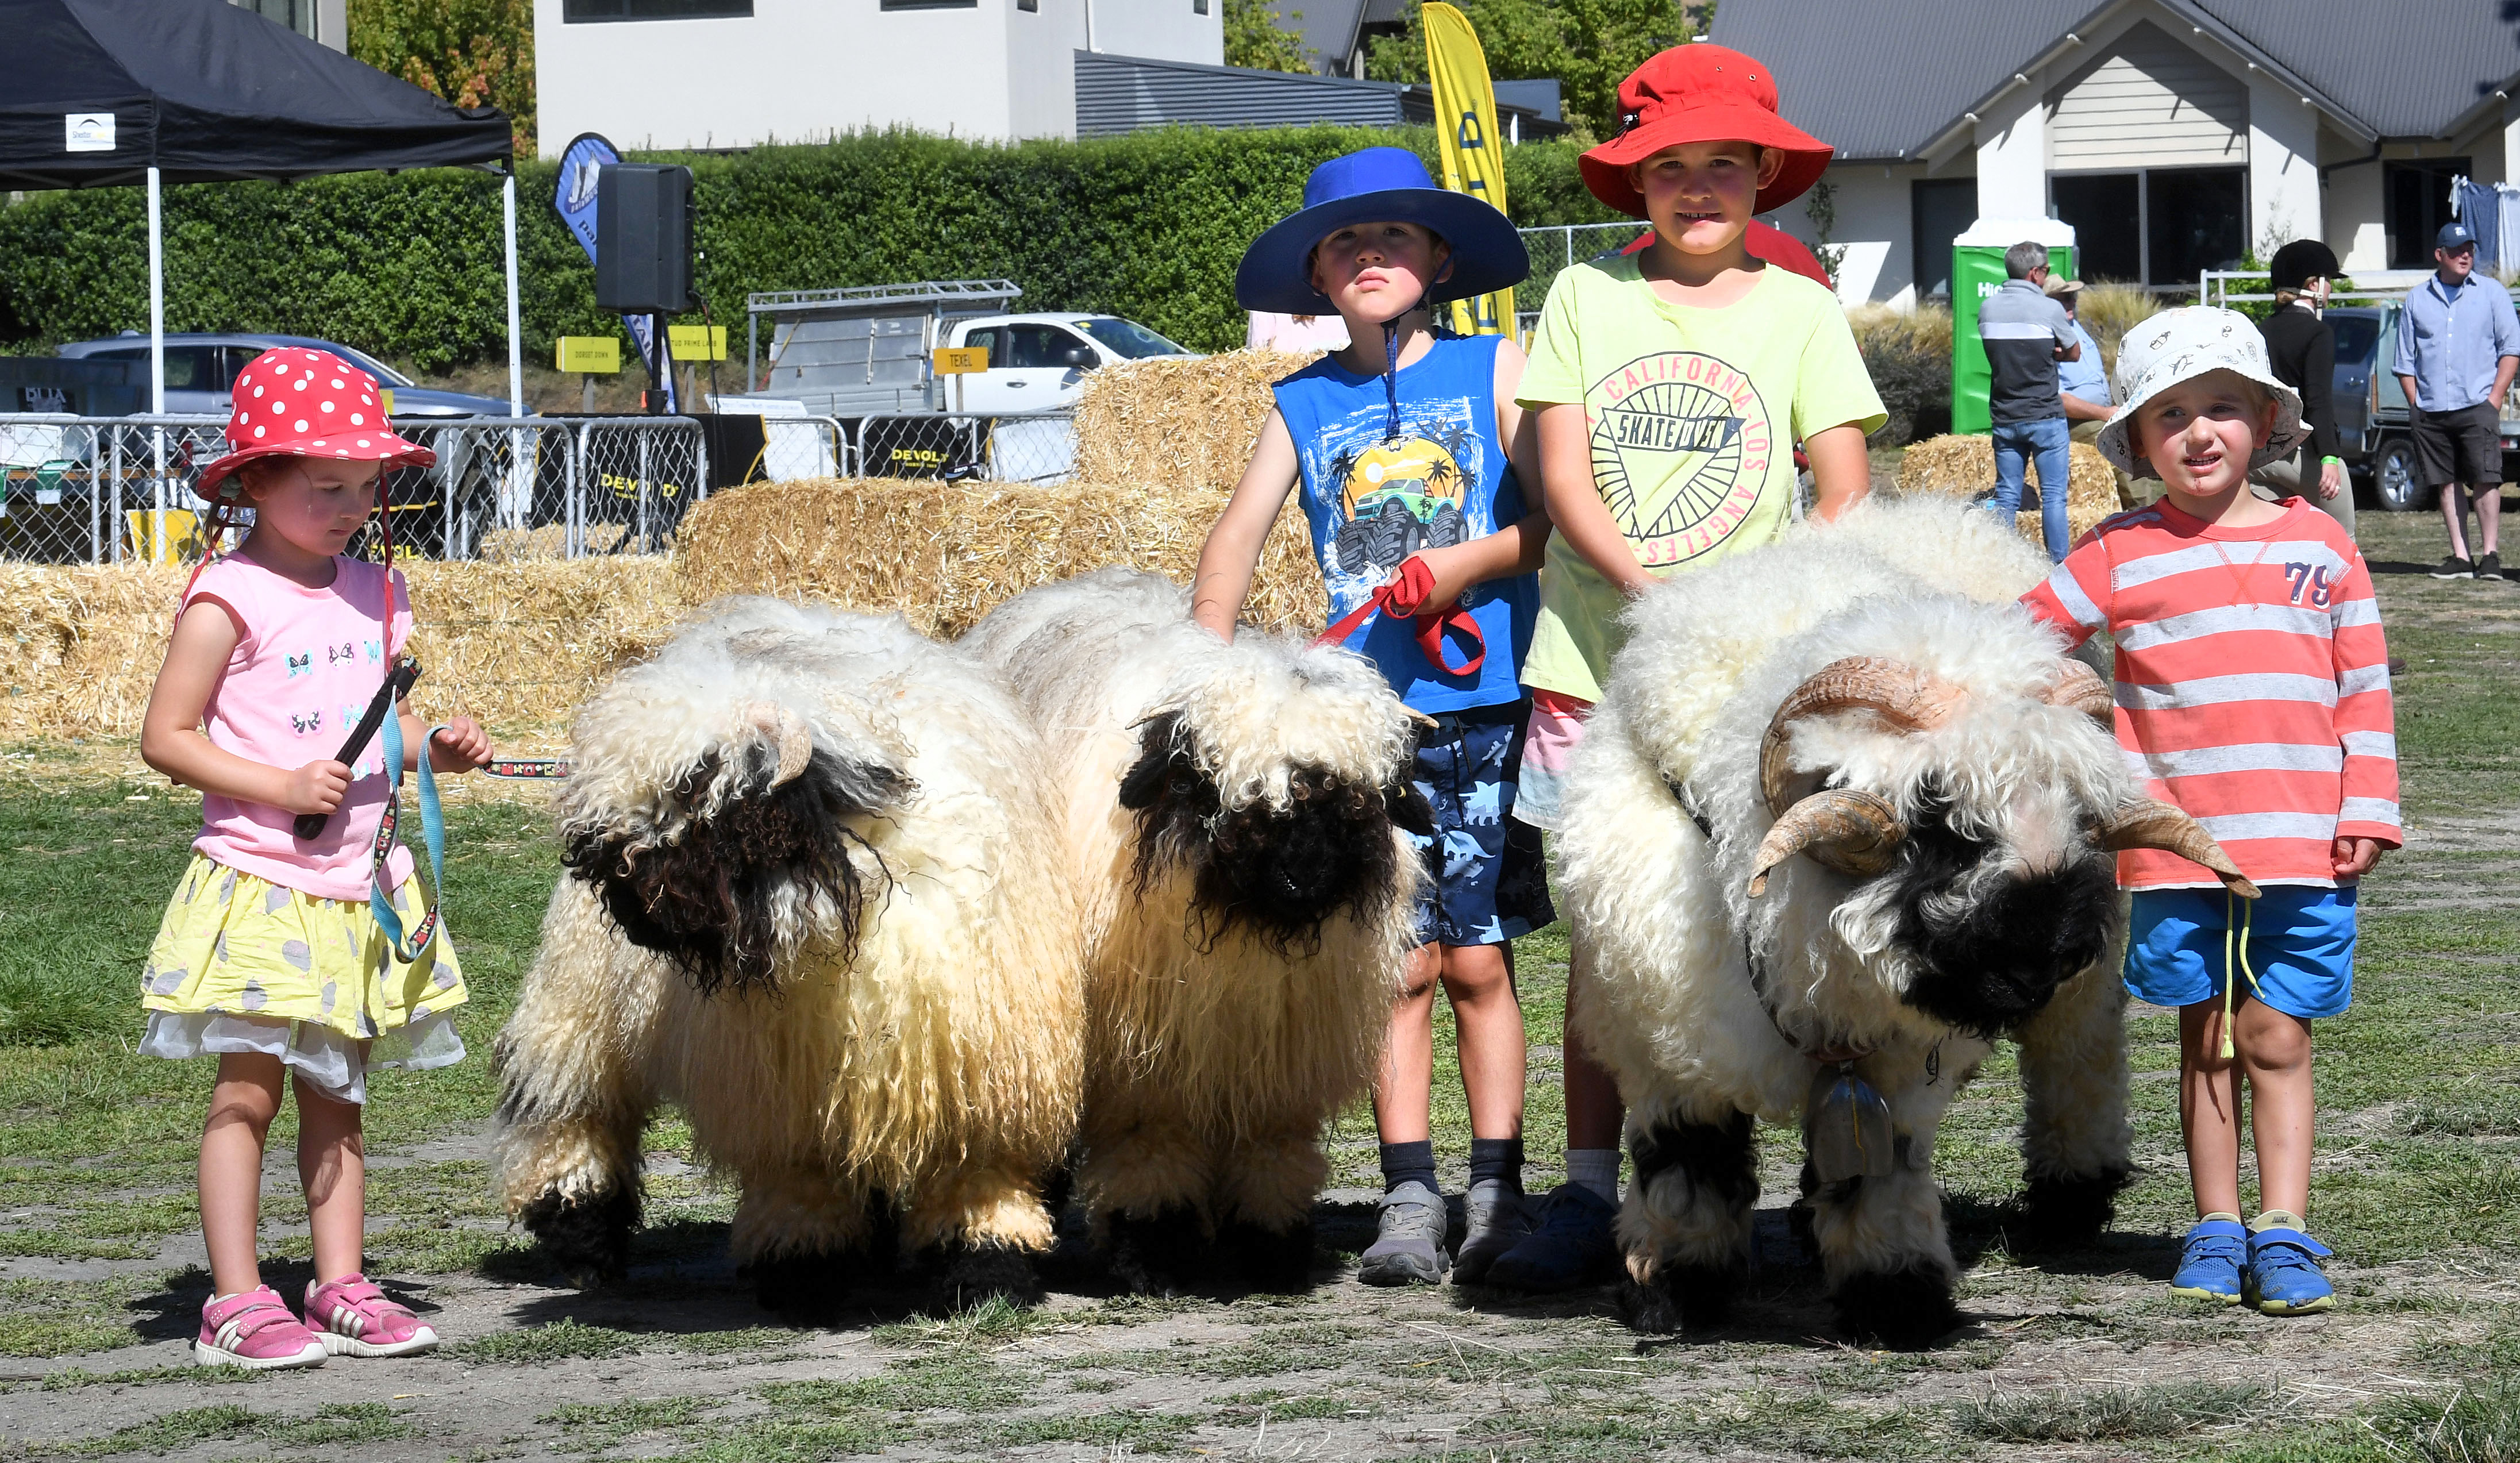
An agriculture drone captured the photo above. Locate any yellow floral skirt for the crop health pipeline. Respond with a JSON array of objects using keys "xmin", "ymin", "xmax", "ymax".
[{"xmin": 138, "ymin": 854, "xmax": 467, "ymax": 1103}]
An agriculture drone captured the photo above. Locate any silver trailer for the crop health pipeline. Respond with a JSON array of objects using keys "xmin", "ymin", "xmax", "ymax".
[{"xmin": 740, "ymin": 279, "xmax": 1022, "ymax": 418}]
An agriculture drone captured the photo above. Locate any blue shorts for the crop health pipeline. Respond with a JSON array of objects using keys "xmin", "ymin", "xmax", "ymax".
[
  {"xmin": 1408, "ymin": 702, "xmax": 1555, "ymax": 948},
  {"xmin": 2123, "ymin": 885, "xmax": 2357, "ymax": 1019}
]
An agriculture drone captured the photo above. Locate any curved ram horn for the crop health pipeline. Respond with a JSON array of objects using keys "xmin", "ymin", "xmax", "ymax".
[
  {"xmin": 1748, "ymin": 788, "xmax": 1905, "ymax": 898},
  {"xmin": 747, "ymin": 703, "xmax": 816, "ymax": 788},
  {"xmin": 2096, "ymin": 799, "xmax": 2261, "ymax": 899},
  {"xmin": 2044, "ymin": 659, "xmax": 2115, "ymax": 723},
  {"xmin": 1758, "ymin": 656, "xmax": 1965, "ymax": 814}
]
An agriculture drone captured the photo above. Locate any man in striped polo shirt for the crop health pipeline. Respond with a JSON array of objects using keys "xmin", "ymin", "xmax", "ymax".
[
  {"xmin": 1979, "ymin": 240, "xmax": 2082, "ymax": 561},
  {"xmin": 2022, "ymin": 307, "xmax": 2399, "ymax": 1320}
]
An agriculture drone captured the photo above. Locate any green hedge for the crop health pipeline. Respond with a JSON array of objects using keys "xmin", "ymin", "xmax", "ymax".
[{"xmin": 0, "ymin": 126, "xmax": 1622, "ymax": 372}]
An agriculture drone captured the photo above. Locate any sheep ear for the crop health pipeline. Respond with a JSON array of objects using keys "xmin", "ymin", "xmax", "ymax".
[
  {"xmin": 1384, "ymin": 778, "xmax": 1436, "ymax": 837},
  {"xmin": 1118, "ymin": 711, "xmax": 1187, "ymax": 811}
]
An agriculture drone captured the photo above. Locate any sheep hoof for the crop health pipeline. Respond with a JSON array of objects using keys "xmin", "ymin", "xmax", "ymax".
[
  {"xmin": 1830, "ymin": 1264, "xmax": 1959, "ymax": 1348},
  {"xmin": 516, "ymin": 1184, "xmax": 638, "ymax": 1287},
  {"xmin": 1105, "ymin": 1206, "xmax": 1205, "ymax": 1297},
  {"xmin": 931, "ymin": 1239, "xmax": 1043, "ymax": 1311},
  {"xmin": 1617, "ymin": 1262, "xmax": 1739, "ymax": 1335},
  {"xmin": 1221, "ymin": 1218, "xmax": 1315, "ymax": 1293},
  {"xmin": 2016, "ymin": 1167, "xmax": 2130, "ymax": 1249}
]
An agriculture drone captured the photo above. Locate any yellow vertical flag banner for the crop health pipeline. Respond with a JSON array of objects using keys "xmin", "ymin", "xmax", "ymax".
[{"xmin": 1423, "ymin": 2, "xmax": 1514, "ymax": 337}]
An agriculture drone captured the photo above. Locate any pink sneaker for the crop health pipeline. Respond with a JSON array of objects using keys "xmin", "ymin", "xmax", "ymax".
[
  {"xmin": 303, "ymin": 1273, "xmax": 440, "ymax": 1357},
  {"xmin": 195, "ymin": 1286, "xmax": 328, "ymax": 1370}
]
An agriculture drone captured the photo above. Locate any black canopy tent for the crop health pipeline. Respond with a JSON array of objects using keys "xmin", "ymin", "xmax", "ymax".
[{"xmin": 0, "ymin": 0, "xmax": 519, "ymax": 417}]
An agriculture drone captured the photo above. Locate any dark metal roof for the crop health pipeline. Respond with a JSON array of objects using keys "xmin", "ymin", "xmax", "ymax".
[
  {"xmin": 1712, "ymin": 0, "xmax": 2520, "ymax": 163},
  {"xmin": 2188, "ymin": 0, "xmax": 2520, "ymax": 138},
  {"xmin": 1275, "ymin": 0, "xmax": 1368, "ymax": 75},
  {"xmin": 1074, "ymin": 52, "xmax": 1403, "ymax": 137}
]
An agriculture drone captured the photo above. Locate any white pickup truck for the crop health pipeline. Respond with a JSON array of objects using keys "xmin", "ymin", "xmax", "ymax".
[{"xmin": 939, "ymin": 313, "xmax": 1195, "ymax": 413}]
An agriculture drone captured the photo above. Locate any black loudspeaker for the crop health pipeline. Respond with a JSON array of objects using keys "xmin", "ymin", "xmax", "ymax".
[{"xmin": 595, "ymin": 164, "xmax": 695, "ymax": 315}]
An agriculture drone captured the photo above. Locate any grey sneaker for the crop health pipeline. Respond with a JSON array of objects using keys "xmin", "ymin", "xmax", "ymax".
[
  {"xmin": 1449, "ymin": 1181, "xmax": 1532, "ymax": 1286},
  {"xmin": 1357, "ymin": 1180, "xmax": 1449, "ymax": 1285}
]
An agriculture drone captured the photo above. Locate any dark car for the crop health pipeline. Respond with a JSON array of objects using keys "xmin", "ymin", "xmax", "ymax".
[
  {"xmin": 2324, "ymin": 304, "xmax": 2520, "ymax": 511},
  {"xmin": 55, "ymin": 333, "xmax": 524, "ymax": 418}
]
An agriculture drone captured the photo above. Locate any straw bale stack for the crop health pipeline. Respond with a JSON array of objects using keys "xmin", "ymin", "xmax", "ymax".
[
  {"xmin": 1896, "ymin": 433, "xmax": 2119, "ymax": 545},
  {"xmin": 0, "ymin": 558, "xmax": 684, "ymax": 740},
  {"xmin": 672, "ymin": 476, "xmax": 1325, "ymax": 638},
  {"xmin": 1071, "ymin": 349, "xmax": 1321, "ymax": 494}
]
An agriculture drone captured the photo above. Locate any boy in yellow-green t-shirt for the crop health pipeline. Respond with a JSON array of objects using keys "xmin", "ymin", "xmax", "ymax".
[{"xmin": 1481, "ymin": 42, "xmax": 1887, "ymax": 1294}]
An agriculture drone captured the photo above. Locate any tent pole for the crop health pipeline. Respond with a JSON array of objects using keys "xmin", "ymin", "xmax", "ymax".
[
  {"xmin": 148, "ymin": 165, "xmax": 166, "ymax": 518},
  {"xmin": 503, "ymin": 166, "xmax": 526, "ymax": 529}
]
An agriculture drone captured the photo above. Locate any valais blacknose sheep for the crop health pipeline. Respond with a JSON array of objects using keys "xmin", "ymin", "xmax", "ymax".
[
  {"xmin": 1556, "ymin": 500, "xmax": 2254, "ymax": 1344},
  {"xmin": 494, "ymin": 600, "xmax": 1084, "ymax": 1313},
  {"xmin": 964, "ymin": 569, "xmax": 1429, "ymax": 1293}
]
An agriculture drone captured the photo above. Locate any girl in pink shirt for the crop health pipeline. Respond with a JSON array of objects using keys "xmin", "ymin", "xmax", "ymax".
[{"xmin": 137, "ymin": 348, "xmax": 491, "ymax": 1369}]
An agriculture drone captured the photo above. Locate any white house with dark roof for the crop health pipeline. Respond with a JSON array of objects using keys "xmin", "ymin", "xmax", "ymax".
[{"xmin": 1713, "ymin": 0, "xmax": 2520, "ymax": 305}]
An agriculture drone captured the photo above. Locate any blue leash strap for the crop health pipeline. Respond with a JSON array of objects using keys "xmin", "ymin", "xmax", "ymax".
[{"xmin": 370, "ymin": 711, "xmax": 447, "ymax": 963}]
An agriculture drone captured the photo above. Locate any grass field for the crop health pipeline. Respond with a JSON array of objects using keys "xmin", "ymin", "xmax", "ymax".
[{"xmin": 1, "ymin": 502, "xmax": 2516, "ymax": 1460}]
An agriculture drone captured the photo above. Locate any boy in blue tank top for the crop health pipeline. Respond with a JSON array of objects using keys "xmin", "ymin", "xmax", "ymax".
[{"xmin": 1193, "ymin": 147, "xmax": 1554, "ymax": 1288}]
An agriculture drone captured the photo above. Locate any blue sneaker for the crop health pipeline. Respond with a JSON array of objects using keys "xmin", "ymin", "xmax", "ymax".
[
  {"xmin": 2169, "ymin": 1216, "xmax": 2247, "ymax": 1304},
  {"xmin": 2244, "ymin": 1216, "xmax": 2335, "ymax": 1315},
  {"xmin": 1482, "ymin": 1182, "xmax": 1618, "ymax": 1292}
]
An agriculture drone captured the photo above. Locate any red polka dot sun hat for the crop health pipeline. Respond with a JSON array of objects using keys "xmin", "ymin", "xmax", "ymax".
[{"xmin": 193, "ymin": 348, "xmax": 436, "ymax": 505}]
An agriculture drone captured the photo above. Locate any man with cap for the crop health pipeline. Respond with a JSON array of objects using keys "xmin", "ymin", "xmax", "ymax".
[
  {"xmin": 2256, "ymin": 238, "xmax": 2353, "ymax": 536},
  {"xmin": 2394, "ymin": 221, "xmax": 2520, "ymax": 579}
]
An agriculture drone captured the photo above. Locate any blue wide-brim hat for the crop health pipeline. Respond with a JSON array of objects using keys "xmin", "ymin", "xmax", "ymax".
[{"xmin": 1236, "ymin": 147, "xmax": 1529, "ymax": 315}]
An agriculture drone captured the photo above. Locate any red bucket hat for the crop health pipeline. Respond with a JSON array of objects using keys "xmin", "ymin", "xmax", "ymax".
[
  {"xmin": 194, "ymin": 347, "xmax": 435, "ymax": 505},
  {"xmin": 1579, "ymin": 43, "xmax": 1833, "ymax": 220}
]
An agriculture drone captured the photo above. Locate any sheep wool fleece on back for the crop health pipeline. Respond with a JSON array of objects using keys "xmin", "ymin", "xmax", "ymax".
[
  {"xmin": 494, "ymin": 599, "xmax": 1085, "ymax": 1307},
  {"xmin": 963, "ymin": 568, "xmax": 1425, "ymax": 1292},
  {"xmin": 1555, "ymin": 499, "xmax": 2145, "ymax": 1343}
]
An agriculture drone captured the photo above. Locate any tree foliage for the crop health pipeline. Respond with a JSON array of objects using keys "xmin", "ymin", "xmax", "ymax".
[
  {"xmin": 347, "ymin": 0, "xmax": 536, "ymax": 154},
  {"xmin": 1225, "ymin": 0, "xmax": 1319, "ymax": 73},
  {"xmin": 0, "ymin": 128, "xmax": 1621, "ymax": 371},
  {"xmin": 1363, "ymin": 0, "xmax": 1696, "ymax": 138}
]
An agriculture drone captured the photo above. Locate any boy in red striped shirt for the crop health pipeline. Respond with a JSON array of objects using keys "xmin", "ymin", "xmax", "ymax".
[{"xmin": 2021, "ymin": 307, "xmax": 2399, "ymax": 1316}]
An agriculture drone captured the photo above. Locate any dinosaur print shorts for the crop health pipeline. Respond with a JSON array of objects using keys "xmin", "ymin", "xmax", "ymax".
[{"xmin": 1407, "ymin": 700, "xmax": 1555, "ymax": 948}]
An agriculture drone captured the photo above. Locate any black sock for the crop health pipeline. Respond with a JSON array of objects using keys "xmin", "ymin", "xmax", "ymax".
[
  {"xmin": 1468, "ymin": 1137, "xmax": 1525, "ymax": 1195},
  {"xmin": 1379, "ymin": 1140, "xmax": 1438, "ymax": 1195}
]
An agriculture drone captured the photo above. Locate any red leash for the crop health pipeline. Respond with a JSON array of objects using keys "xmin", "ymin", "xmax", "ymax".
[{"xmin": 1311, "ymin": 556, "xmax": 1484, "ymax": 676}]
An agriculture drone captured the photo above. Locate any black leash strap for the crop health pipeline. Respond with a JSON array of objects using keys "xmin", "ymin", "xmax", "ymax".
[{"xmin": 294, "ymin": 656, "xmax": 422, "ymax": 841}]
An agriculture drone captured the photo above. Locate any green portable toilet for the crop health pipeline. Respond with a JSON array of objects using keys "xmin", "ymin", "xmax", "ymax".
[{"xmin": 1951, "ymin": 217, "xmax": 2079, "ymax": 436}]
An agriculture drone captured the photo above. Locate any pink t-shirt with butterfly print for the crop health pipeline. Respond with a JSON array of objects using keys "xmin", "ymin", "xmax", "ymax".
[{"xmin": 182, "ymin": 553, "xmax": 416, "ymax": 902}]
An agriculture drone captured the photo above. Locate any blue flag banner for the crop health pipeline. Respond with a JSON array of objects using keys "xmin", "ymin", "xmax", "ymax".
[{"xmin": 553, "ymin": 132, "xmax": 675, "ymax": 410}]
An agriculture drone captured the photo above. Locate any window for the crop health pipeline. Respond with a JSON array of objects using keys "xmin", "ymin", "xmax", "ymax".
[
  {"xmin": 231, "ymin": 0, "xmax": 315, "ymax": 39},
  {"xmin": 878, "ymin": 0, "xmax": 976, "ymax": 10},
  {"xmin": 2048, "ymin": 167, "xmax": 2244, "ymax": 287},
  {"xmin": 1018, "ymin": 0, "xmax": 1037, "ymax": 10},
  {"xmin": 563, "ymin": 0, "xmax": 751, "ymax": 21},
  {"xmin": 2329, "ymin": 313, "xmax": 2379, "ymax": 367},
  {"xmin": 1006, "ymin": 325, "xmax": 1093, "ymax": 369},
  {"xmin": 963, "ymin": 328, "xmax": 1003, "ymax": 367},
  {"xmin": 1910, "ymin": 178, "xmax": 1974, "ymax": 300},
  {"xmin": 1076, "ymin": 317, "xmax": 1189, "ymax": 359},
  {"xmin": 1194, "ymin": 0, "xmax": 1209, "ymax": 12},
  {"xmin": 2387, "ymin": 158, "xmax": 2472, "ymax": 267}
]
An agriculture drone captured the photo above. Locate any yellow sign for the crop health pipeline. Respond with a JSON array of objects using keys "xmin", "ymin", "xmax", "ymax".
[
  {"xmin": 125, "ymin": 508, "xmax": 201, "ymax": 566},
  {"xmin": 667, "ymin": 325, "xmax": 728, "ymax": 361},
  {"xmin": 556, "ymin": 336, "xmax": 622, "ymax": 374},
  {"xmin": 1425, "ymin": 2, "xmax": 1514, "ymax": 337},
  {"xmin": 931, "ymin": 346, "xmax": 989, "ymax": 375},
  {"xmin": 378, "ymin": 387, "xmax": 395, "ymax": 415}
]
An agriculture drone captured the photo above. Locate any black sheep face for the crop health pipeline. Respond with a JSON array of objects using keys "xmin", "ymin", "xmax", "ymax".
[
  {"xmin": 1118, "ymin": 710, "xmax": 1432, "ymax": 954},
  {"xmin": 561, "ymin": 743, "xmax": 906, "ymax": 997},
  {"xmin": 1879, "ymin": 790, "xmax": 2119, "ymax": 1034}
]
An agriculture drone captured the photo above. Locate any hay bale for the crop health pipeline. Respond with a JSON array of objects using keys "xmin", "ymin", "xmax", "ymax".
[
  {"xmin": 1071, "ymin": 349, "xmax": 1322, "ymax": 494},
  {"xmin": 672, "ymin": 477, "xmax": 1326, "ymax": 639},
  {"xmin": 0, "ymin": 557, "xmax": 686, "ymax": 741},
  {"xmin": 1895, "ymin": 433, "xmax": 2118, "ymax": 546}
]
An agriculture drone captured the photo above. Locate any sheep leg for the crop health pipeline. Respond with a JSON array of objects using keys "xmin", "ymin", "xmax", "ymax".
[
  {"xmin": 1214, "ymin": 1125, "xmax": 1327, "ymax": 1293},
  {"xmin": 736, "ymin": 1171, "xmax": 892, "ymax": 1319},
  {"xmin": 1806, "ymin": 1084, "xmax": 1961, "ymax": 1348},
  {"xmin": 1080, "ymin": 1115, "xmax": 1214, "ymax": 1297},
  {"xmin": 2012, "ymin": 949, "xmax": 2134, "ymax": 1248},
  {"xmin": 1615, "ymin": 1105, "xmax": 1757, "ymax": 1335},
  {"xmin": 900, "ymin": 1163, "xmax": 1057, "ymax": 1311}
]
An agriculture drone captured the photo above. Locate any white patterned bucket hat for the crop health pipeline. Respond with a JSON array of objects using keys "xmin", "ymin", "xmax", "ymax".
[{"xmin": 2095, "ymin": 306, "xmax": 2307, "ymax": 479}]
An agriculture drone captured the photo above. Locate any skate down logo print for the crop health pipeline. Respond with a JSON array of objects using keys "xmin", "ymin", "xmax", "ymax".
[{"xmin": 1588, "ymin": 351, "xmax": 1773, "ymax": 567}]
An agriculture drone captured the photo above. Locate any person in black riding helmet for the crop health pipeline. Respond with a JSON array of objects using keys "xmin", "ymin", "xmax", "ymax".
[{"xmin": 2253, "ymin": 239, "xmax": 2354, "ymax": 538}]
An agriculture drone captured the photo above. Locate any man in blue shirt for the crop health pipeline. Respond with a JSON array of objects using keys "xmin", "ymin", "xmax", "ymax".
[
  {"xmin": 1979, "ymin": 241, "xmax": 2082, "ymax": 560},
  {"xmin": 2393, "ymin": 221, "xmax": 2520, "ymax": 580}
]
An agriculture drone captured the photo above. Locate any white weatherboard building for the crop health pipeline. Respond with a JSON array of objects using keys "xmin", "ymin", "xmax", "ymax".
[
  {"xmin": 1714, "ymin": 0, "xmax": 2520, "ymax": 305},
  {"xmin": 534, "ymin": 0, "xmax": 1223, "ymax": 152}
]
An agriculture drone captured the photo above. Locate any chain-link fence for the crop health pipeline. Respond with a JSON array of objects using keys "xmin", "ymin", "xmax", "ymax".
[
  {"xmin": 0, "ymin": 414, "xmax": 848, "ymax": 564},
  {"xmin": 1516, "ymin": 222, "xmax": 1652, "ymax": 338},
  {"xmin": 854, "ymin": 412, "xmax": 1076, "ymax": 484}
]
